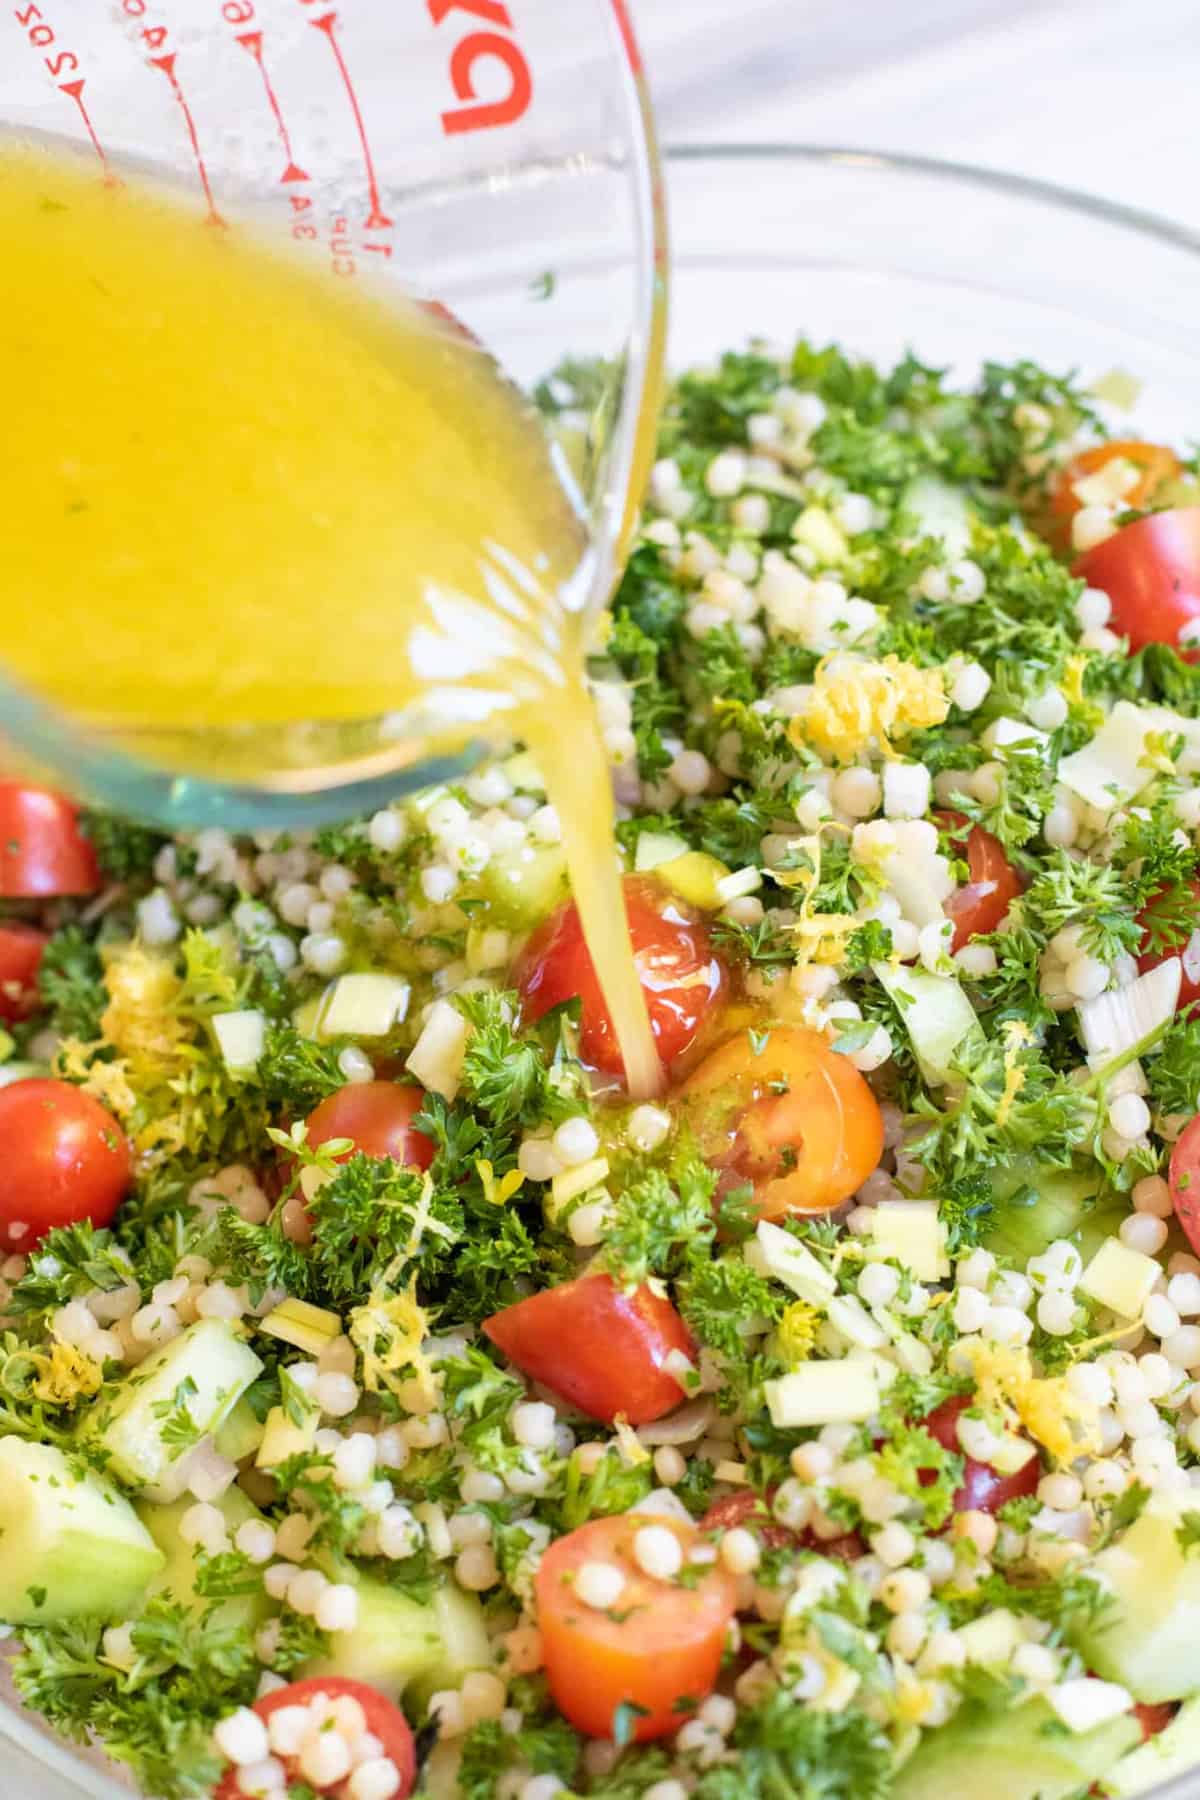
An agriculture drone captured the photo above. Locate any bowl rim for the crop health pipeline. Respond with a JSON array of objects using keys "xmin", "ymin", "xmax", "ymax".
[
  {"xmin": 666, "ymin": 140, "xmax": 1200, "ymax": 258},
  {"xmin": 5, "ymin": 135, "xmax": 1199, "ymax": 1800}
]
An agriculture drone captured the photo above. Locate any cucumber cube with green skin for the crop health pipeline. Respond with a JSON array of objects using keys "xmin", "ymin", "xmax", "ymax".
[
  {"xmin": 982, "ymin": 1158, "xmax": 1117, "ymax": 1262},
  {"xmin": 0, "ymin": 1437, "xmax": 164, "ymax": 1624},
  {"xmin": 137, "ymin": 1486, "xmax": 272, "ymax": 1632},
  {"xmin": 212, "ymin": 1398, "xmax": 266, "ymax": 1464},
  {"xmin": 82, "ymin": 1319, "xmax": 262, "ymax": 1497},
  {"xmin": 1077, "ymin": 1499, "xmax": 1200, "ymax": 1702},
  {"xmin": 303, "ymin": 1572, "xmax": 488, "ymax": 1701},
  {"xmin": 478, "ymin": 841, "xmax": 567, "ymax": 929},
  {"xmin": 891, "ymin": 1695, "xmax": 1139, "ymax": 1800}
]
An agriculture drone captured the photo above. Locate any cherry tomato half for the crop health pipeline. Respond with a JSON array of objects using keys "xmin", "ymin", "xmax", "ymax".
[
  {"xmin": 680, "ymin": 1024, "xmax": 884, "ymax": 1218},
  {"xmin": 514, "ymin": 874, "xmax": 726, "ymax": 1083},
  {"xmin": 921, "ymin": 1395, "xmax": 1040, "ymax": 1515},
  {"xmin": 1134, "ymin": 1701, "xmax": 1177, "ymax": 1742},
  {"xmin": 1137, "ymin": 877, "xmax": 1200, "ymax": 1010},
  {"xmin": 0, "ymin": 922, "xmax": 48, "ymax": 1022},
  {"xmin": 0, "ymin": 783, "xmax": 100, "ymax": 898},
  {"xmin": 0, "ymin": 1077, "xmax": 130, "ymax": 1252},
  {"xmin": 939, "ymin": 813, "xmax": 1022, "ymax": 952},
  {"xmin": 700, "ymin": 1488, "xmax": 864, "ymax": 1562},
  {"xmin": 305, "ymin": 1081, "xmax": 434, "ymax": 1172},
  {"xmin": 1073, "ymin": 506, "xmax": 1200, "ymax": 657},
  {"xmin": 484, "ymin": 1273, "xmax": 694, "ymax": 1425},
  {"xmin": 213, "ymin": 1677, "xmax": 416, "ymax": 1800},
  {"xmin": 536, "ymin": 1513, "xmax": 737, "ymax": 1741},
  {"xmin": 1049, "ymin": 441, "xmax": 1181, "ymax": 550},
  {"xmin": 1169, "ymin": 1115, "xmax": 1200, "ymax": 1258}
]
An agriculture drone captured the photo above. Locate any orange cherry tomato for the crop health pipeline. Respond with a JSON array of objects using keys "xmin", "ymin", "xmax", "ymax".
[
  {"xmin": 513, "ymin": 874, "xmax": 726, "ymax": 1083},
  {"xmin": 213, "ymin": 1677, "xmax": 415, "ymax": 1800},
  {"xmin": 0, "ymin": 782, "xmax": 100, "ymax": 897},
  {"xmin": 680, "ymin": 1024, "xmax": 884, "ymax": 1218},
  {"xmin": 535, "ymin": 1513, "xmax": 737, "ymax": 1742},
  {"xmin": 305, "ymin": 1081, "xmax": 434, "ymax": 1172},
  {"xmin": 0, "ymin": 922, "xmax": 48, "ymax": 1021},
  {"xmin": 1048, "ymin": 440, "xmax": 1181, "ymax": 550},
  {"xmin": 1073, "ymin": 506, "xmax": 1200, "ymax": 657},
  {"xmin": 0, "ymin": 1078, "xmax": 130, "ymax": 1252},
  {"xmin": 1169, "ymin": 1115, "xmax": 1200, "ymax": 1258},
  {"xmin": 939, "ymin": 812, "xmax": 1022, "ymax": 952},
  {"xmin": 483, "ymin": 1273, "xmax": 694, "ymax": 1425}
]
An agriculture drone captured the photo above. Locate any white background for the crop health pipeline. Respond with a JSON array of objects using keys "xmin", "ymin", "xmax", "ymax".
[{"xmin": 633, "ymin": 0, "xmax": 1199, "ymax": 231}]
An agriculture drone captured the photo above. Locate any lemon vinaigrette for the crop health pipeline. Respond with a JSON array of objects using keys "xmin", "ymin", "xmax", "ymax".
[{"xmin": 0, "ymin": 143, "xmax": 661, "ymax": 1096}]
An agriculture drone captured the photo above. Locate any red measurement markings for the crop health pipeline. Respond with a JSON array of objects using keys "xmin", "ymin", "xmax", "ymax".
[
  {"xmin": 10, "ymin": 4, "xmax": 114, "ymax": 178},
  {"xmin": 428, "ymin": 0, "xmax": 534, "ymax": 137},
  {"xmin": 119, "ymin": 0, "xmax": 223, "ymax": 225},
  {"xmin": 301, "ymin": 7, "xmax": 393, "ymax": 232},
  {"xmin": 218, "ymin": 1, "xmax": 309, "ymax": 185}
]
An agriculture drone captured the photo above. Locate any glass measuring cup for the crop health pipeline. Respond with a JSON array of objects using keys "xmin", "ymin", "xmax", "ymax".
[{"xmin": 0, "ymin": 0, "xmax": 665, "ymax": 829}]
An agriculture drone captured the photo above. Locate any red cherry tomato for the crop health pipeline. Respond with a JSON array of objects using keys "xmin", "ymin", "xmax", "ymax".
[
  {"xmin": 213, "ymin": 1677, "xmax": 415, "ymax": 1800},
  {"xmin": 0, "ymin": 922, "xmax": 48, "ymax": 1022},
  {"xmin": 0, "ymin": 1078, "xmax": 130, "ymax": 1252},
  {"xmin": 1048, "ymin": 441, "xmax": 1181, "ymax": 551},
  {"xmin": 1137, "ymin": 877, "xmax": 1200, "ymax": 1009},
  {"xmin": 939, "ymin": 813, "xmax": 1021, "ymax": 952},
  {"xmin": 513, "ymin": 875, "xmax": 726, "ymax": 1082},
  {"xmin": 484, "ymin": 1273, "xmax": 694, "ymax": 1425},
  {"xmin": 1073, "ymin": 507, "xmax": 1200, "ymax": 657},
  {"xmin": 700, "ymin": 1488, "xmax": 864, "ymax": 1562},
  {"xmin": 305, "ymin": 1082, "xmax": 433, "ymax": 1172},
  {"xmin": 680, "ymin": 1025, "xmax": 884, "ymax": 1218},
  {"xmin": 922, "ymin": 1395, "xmax": 1040, "ymax": 1515},
  {"xmin": 0, "ymin": 783, "xmax": 100, "ymax": 897},
  {"xmin": 536, "ymin": 1513, "xmax": 737, "ymax": 1741},
  {"xmin": 1169, "ymin": 1115, "xmax": 1200, "ymax": 1256}
]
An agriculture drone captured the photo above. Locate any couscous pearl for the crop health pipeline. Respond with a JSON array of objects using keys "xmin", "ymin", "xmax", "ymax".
[
  {"xmin": 634, "ymin": 1524, "xmax": 684, "ymax": 1581},
  {"xmin": 871, "ymin": 1522, "xmax": 915, "ymax": 1568},
  {"xmin": 1043, "ymin": 803, "xmax": 1078, "ymax": 849},
  {"xmin": 315, "ymin": 1372, "xmax": 359, "ymax": 1417},
  {"xmin": 1169, "ymin": 1273, "xmax": 1200, "ymax": 1315},
  {"xmin": 1120, "ymin": 1214, "xmax": 1169, "ymax": 1256},
  {"xmin": 316, "ymin": 1583, "xmax": 360, "ymax": 1633},
  {"xmin": 1083, "ymin": 1459, "xmax": 1127, "ymax": 1501},
  {"xmin": 235, "ymin": 1521, "xmax": 277, "ymax": 1565},
  {"xmin": 880, "ymin": 1569, "xmax": 931, "ymax": 1613},
  {"xmin": 719, "ymin": 1527, "xmax": 761, "ymax": 1574},
  {"xmin": 1109, "ymin": 1092, "xmax": 1151, "ymax": 1139},
  {"xmin": 1038, "ymin": 1472, "xmax": 1083, "ymax": 1510},
  {"xmin": 299, "ymin": 1732, "xmax": 353, "ymax": 1789},
  {"xmin": 455, "ymin": 1544, "xmax": 500, "ymax": 1591},
  {"xmin": 947, "ymin": 559, "xmax": 985, "ymax": 603},
  {"xmin": 348, "ymin": 1763, "xmax": 403, "ymax": 1800},
  {"xmin": 858, "ymin": 1263, "xmax": 900, "ymax": 1308},
  {"xmin": 576, "ymin": 1560, "xmax": 625, "ymax": 1610},
  {"xmin": 214, "ymin": 1710, "xmax": 270, "ymax": 1767},
  {"xmin": 551, "ymin": 1117, "xmax": 599, "ymax": 1167},
  {"xmin": 1026, "ymin": 687, "xmax": 1068, "ymax": 731},
  {"xmin": 832, "ymin": 767, "xmax": 882, "ymax": 818},
  {"xmin": 1134, "ymin": 1175, "xmax": 1174, "ymax": 1218},
  {"xmin": 287, "ymin": 1570, "xmax": 329, "ymax": 1616},
  {"xmin": 1037, "ymin": 1290, "xmax": 1077, "ymax": 1336},
  {"xmin": 790, "ymin": 1441, "xmax": 834, "ymax": 1482},
  {"xmin": 1164, "ymin": 1327, "xmax": 1200, "ymax": 1369},
  {"xmin": 511, "ymin": 1402, "xmax": 557, "ymax": 1450},
  {"xmin": 949, "ymin": 661, "xmax": 991, "ymax": 712},
  {"xmin": 1065, "ymin": 953, "xmax": 1109, "ymax": 1000},
  {"xmin": 1144, "ymin": 1295, "xmax": 1182, "ymax": 1339},
  {"xmin": 955, "ymin": 943, "xmax": 998, "ymax": 978}
]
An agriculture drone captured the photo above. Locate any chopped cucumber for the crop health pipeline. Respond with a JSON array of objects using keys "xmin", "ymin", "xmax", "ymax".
[
  {"xmin": 260, "ymin": 1297, "xmax": 343, "ymax": 1356},
  {"xmin": 982, "ymin": 1159, "xmax": 1111, "ymax": 1261},
  {"xmin": 874, "ymin": 961, "xmax": 983, "ymax": 1085},
  {"xmin": 891, "ymin": 1695, "xmax": 1139, "ymax": 1800},
  {"xmin": 1058, "ymin": 703, "xmax": 1200, "ymax": 815},
  {"xmin": 1104, "ymin": 1693, "xmax": 1200, "ymax": 1796},
  {"xmin": 764, "ymin": 1360, "xmax": 880, "ymax": 1428},
  {"xmin": 478, "ymin": 840, "xmax": 567, "ymax": 929},
  {"xmin": 83, "ymin": 1319, "xmax": 262, "ymax": 1498},
  {"xmin": 0, "ymin": 1437, "xmax": 164, "ymax": 1624},
  {"xmin": 1077, "ymin": 1498, "xmax": 1200, "ymax": 1701},
  {"xmin": 304, "ymin": 1572, "xmax": 486, "ymax": 1701},
  {"xmin": 212, "ymin": 1398, "xmax": 265, "ymax": 1464},
  {"xmin": 211, "ymin": 1009, "xmax": 265, "ymax": 1073},
  {"xmin": 315, "ymin": 972, "xmax": 410, "ymax": 1041},
  {"xmin": 137, "ymin": 1486, "xmax": 272, "ymax": 1631},
  {"xmin": 1079, "ymin": 960, "xmax": 1181, "ymax": 1068},
  {"xmin": 870, "ymin": 1200, "xmax": 949, "ymax": 1281},
  {"xmin": 655, "ymin": 851, "xmax": 730, "ymax": 911},
  {"xmin": 633, "ymin": 831, "xmax": 690, "ymax": 872},
  {"xmin": 256, "ymin": 1401, "xmax": 318, "ymax": 1470},
  {"xmin": 900, "ymin": 474, "xmax": 972, "ymax": 555}
]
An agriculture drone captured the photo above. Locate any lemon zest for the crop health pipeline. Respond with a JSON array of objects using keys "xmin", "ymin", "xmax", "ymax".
[{"xmin": 792, "ymin": 655, "xmax": 948, "ymax": 763}]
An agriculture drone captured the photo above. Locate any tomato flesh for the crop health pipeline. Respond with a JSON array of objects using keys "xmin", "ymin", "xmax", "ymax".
[
  {"xmin": 1049, "ymin": 440, "xmax": 1181, "ymax": 550},
  {"xmin": 513, "ymin": 874, "xmax": 726, "ymax": 1081},
  {"xmin": 939, "ymin": 813, "xmax": 1021, "ymax": 952},
  {"xmin": 922, "ymin": 1395, "xmax": 1040, "ymax": 1515},
  {"xmin": 484, "ymin": 1273, "xmax": 694, "ymax": 1425},
  {"xmin": 213, "ymin": 1677, "xmax": 415, "ymax": 1800},
  {"xmin": 305, "ymin": 1081, "xmax": 433, "ymax": 1172},
  {"xmin": 701, "ymin": 1488, "xmax": 864, "ymax": 1562},
  {"xmin": 536, "ymin": 1513, "xmax": 737, "ymax": 1741},
  {"xmin": 1137, "ymin": 877, "xmax": 1200, "ymax": 1009},
  {"xmin": 681, "ymin": 1024, "xmax": 884, "ymax": 1217},
  {"xmin": 0, "ymin": 782, "xmax": 100, "ymax": 897},
  {"xmin": 1169, "ymin": 1115, "xmax": 1200, "ymax": 1258},
  {"xmin": 1073, "ymin": 506, "xmax": 1200, "ymax": 657},
  {"xmin": 0, "ymin": 1078, "xmax": 130, "ymax": 1252},
  {"xmin": 0, "ymin": 922, "xmax": 48, "ymax": 1022},
  {"xmin": 1134, "ymin": 1701, "xmax": 1176, "ymax": 1742}
]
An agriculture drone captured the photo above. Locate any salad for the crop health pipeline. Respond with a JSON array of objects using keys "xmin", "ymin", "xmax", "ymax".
[{"xmin": 2, "ymin": 340, "xmax": 1200, "ymax": 1800}]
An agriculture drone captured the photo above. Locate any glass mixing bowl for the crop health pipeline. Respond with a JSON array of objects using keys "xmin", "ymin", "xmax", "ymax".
[{"xmin": 4, "ymin": 141, "xmax": 1200, "ymax": 1800}]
